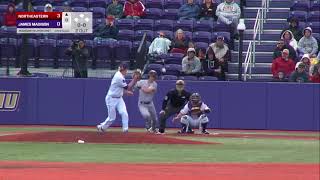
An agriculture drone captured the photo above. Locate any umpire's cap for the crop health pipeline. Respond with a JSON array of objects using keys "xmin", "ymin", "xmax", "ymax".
[
  {"xmin": 176, "ymin": 80, "xmax": 185, "ymax": 85},
  {"xmin": 148, "ymin": 70, "xmax": 157, "ymax": 78}
]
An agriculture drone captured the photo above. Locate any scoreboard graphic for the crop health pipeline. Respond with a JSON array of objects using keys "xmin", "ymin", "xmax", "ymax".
[{"xmin": 16, "ymin": 12, "xmax": 92, "ymax": 34}]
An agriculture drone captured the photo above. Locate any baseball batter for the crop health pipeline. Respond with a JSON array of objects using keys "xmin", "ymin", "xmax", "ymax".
[
  {"xmin": 173, "ymin": 93, "xmax": 211, "ymax": 134},
  {"xmin": 135, "ymin": 70, "xmax": 158, "ymax": 133},
  {"xmin": 97, "ymin": 64, "xmax": 141, "ymax": 133}
]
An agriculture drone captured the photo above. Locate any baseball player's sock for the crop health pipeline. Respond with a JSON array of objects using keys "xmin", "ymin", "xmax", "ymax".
[
  {"xmin": 201, "ymin": 123, "xmax": 210, "ymax": 134},
  {"xmin": 178, "ymin": 124, "xmax": 187, "ymax": 134}
]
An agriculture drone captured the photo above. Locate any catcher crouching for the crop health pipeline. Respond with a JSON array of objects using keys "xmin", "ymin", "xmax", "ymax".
[{"xmin": 173, "ymin": 93, "xmax": 211, "ymax": 134}]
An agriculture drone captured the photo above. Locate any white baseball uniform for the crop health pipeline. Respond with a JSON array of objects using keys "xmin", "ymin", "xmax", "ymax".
[{"xmin": 98, "ymin": 71, "xmax": 129, "ymax": 132}]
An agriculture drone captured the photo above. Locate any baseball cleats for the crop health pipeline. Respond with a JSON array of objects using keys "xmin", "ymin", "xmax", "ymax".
[
  {"xmin": 201, "ymin": 130, "xmax": 210, "ymax": 134},
  {"xmin": 96, "ymin": 125, "xmax": 105, "ymax": 133}
]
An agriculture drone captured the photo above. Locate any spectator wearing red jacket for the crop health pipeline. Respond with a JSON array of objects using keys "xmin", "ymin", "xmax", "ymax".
[
  {"xmin": 310, "ymin": 63, "xmax": 320, "ymax": 83},
  {"xmin": 3, "ymin": 3, "xmax": 16, "ymax": 27},
  {"xmin": 271, "ymin": 49, "xmax": 295, "ymax": 79},
  {"xmin": 123, "ymin": 0, "xmax": 145, "ymax": 19}
]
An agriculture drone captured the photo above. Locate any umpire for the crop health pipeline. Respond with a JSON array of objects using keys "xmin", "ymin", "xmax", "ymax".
[
  {"xmin": 158, "ymin": 80, "xmax": 191, "ymax": 134},
  {"xmin": 65, "ymin": 39, "xmax": 89, "ymax": 78}
]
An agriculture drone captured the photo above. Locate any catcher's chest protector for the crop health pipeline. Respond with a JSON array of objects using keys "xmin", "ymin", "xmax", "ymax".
[{"xmin": 188, "ymin": 102, "xmax": 203, "ymax": 117}]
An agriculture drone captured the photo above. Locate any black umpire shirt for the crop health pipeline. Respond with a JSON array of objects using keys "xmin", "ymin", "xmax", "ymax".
[{"xmin": 162, "ymin": 89, "xmax": 191, "ymax": 110}]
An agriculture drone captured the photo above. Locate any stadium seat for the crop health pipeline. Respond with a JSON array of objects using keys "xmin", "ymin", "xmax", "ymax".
[
  {"xmin": 154, "ymin": 30, "xmax": 174, "ymax": 40},
  {"xmin": 116, "ymin": 19, "xmax": 135, "ymax": 30},
  {"xmin": 89, "ymin": 7, "xmax": 106, "ymax": 19},
  {"xmin": 290, "ymin": 0, "xmax": 309, "ymax": 12},
  {"xmin": 70, "ymin": 0, "xmax": 89, "ymax": 7},
  {"xmin": 89, "ymin": 0, "xmax": 107, "ymax": 8},
  {"xmin": 134, "ymin": 30, "xmax": 154, "ymax": 42},
  {"xmin": 213, "ymin": 21, "xmax": 232, "ymax": 32},
  {"xmin": 114, "ymin": 40, "xmax": 132, "ymax": 62},
  {"xmin": 33, "ymin": 6, "xmax": 45, "ymax": 12},
  {"xmin": 18, "ymin": 38, "xmax": 37, "ymax": 65},
  {"xmin": 94, "ymin": 39, "xmax": 116, "ymax": 68},
  {"xmin": 163, "ymin": 9, "xmax": 179, "ymax": 20},
  {"xmin": 145, "ymin": 0, "xmax": 163, "ymax": 9},
  {"xmin": 93, "ymin": 18, "xmax": 104, "ymax": 29},
  {"xmin": 194, "ymin": 20, "xmax": 214, "ymax": 32},
  {"xmin": 183, "ymin": 31, "xmax": 193, "ymax": 41},
  {"xmin": 164, "ymin": 53, "xmax": 184, "ymax": 64},
  {"xmin": 56, "ymin": 39, "xmax": 73, "ymax": 67},
  {"xmin": 194, "ymin": 42, "xmax": 209, "ymax": 51},
  {"xmin": 57, "ymin": 34, "xmax": 75, "ymax": 40},
  {"xmin": 132, "ymin": 41, "xmax": 151, "ymax": 59},
  {"xmin": 164, "ymin": 64, "xmax": 182, "ymax": 76},
  {"xmin": 212, "ymin": 31, "xmax": 231, "ymax": 44},
  {"xmin": 0, "ymin": 38, "xmax": 17, "ymax": 66},
  {"xmin": 145, "ymin": 8, "xmax": 163, "ymax": 20},
  {"xmin": 307, "ymin": 11, "xmax": 320, "ymax": 22},
  {"xmin": 161, "ymin": 75, "xmax": 178, "ymax": 80},
  {"xmin": 179, "ymin": 75, "xmax": 198, "ymax": 81},
  {"xmin": 0, "ymin": 27, "xmax": 18, "ymax": 39},
  {"xmin": 145, "ymin": 63, "xmax": 164, "ymax": 75},
  {"xmin": 164, "ymin": 0, "xmax": 183, "ymax": 9},
  {"xmin": 193, "ymin": 31, "xmax": 212, "ymax": 44},
  {"xmin": 118, "ymin": 29, "xmax": 135, "ymax": 41},
  {"xmin": 308, "ymin": 22, "xmax": 320, "ymax": 33},
  {"xmin": 199, "ymin": 76, "xmax": 219, "ymax": 81},
  {"xmin": 71, "ymin": 7, "xmax": 88, "ymax": 12},
  {"xmin": 134, "ymin": 19, "xmax": 154, "ymax": 31},
  {"xmin": 154, "ymin": 19, "xmax": 174, "ymax": 31},
  {"xmin": 289, "ymin": 11, "xmax": 308, "ymax": 22},
  {"xmin": 37, "ymin": 39, "xmax": 57, "ymax": 67},
  {"xmin": 174, "ymin": 19, "xmax": 194, "ymax": 32},
  {"xmin": 310, "ymin": 0, "xmax": 320, "ymax": 11},
  {"xmin": 53, "ymin": 6, "xmax": 65, "ymax": 12},
  {"xmin": 31, "ymin": 0, "xmax": 51, "ymax": 6}
]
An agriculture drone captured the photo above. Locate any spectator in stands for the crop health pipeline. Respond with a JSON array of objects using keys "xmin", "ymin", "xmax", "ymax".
[
  {"xmin": 3, "ymin": 3, "xmax": 16, "ymax": 27},
  {"xmin": 93, "ymin": 15, "xmax": 118, "ymax": 41},
  {"xmin": 171, "ymin": 29, "xmax": 190, "ymax": 54},
  {"xmin": 44, "ymin": 3, "xmax": 53, "ymax": 12},
  {"xmin": 182, "ymin": 48, "xmax": 202, "ymax": 75},
  {"xmin": 310, "ymin": 63, "xmax": 320, "ymax": 83},
  {"xmin": 196, "ymin": 48, "xmax": 206, "ymax": 62},
  {"xmin": 203, "ymin": 36, "xmax": 231, "ymax": 80},
  {"xmin": 199, "ymin": 0, "xmax": 218, "ymax": 21},
  {"xmin": 297, "ymin": 54, "xmax": 311, "ymax": 75},
  {"xmin": 106, "ymin": 0, "xmax": 123, "ymax": 19},
  {"xmin": 178, "ymin": 0, "xmax": 200, "ymax": 20},
  {"xmin": 289, "ymin": 62, "xmax": 309, "ymax": 83},
  {"xmin": 281, "ymin": 30, "xmax": 298, "ymax": 51},
  {"xmin": 272, "ymin": 70, "xmax": 288, "ymax": 82},
  {"xmin": 273, "ymin": 39, "xmax": 297, "ymax": 62},
  {"xmin": 216, "ymin": 0, "xmax": 241, "ymax": 35},
  {"xmin": 148, "ymin": 31, "xmax": 171, "ymax": 55},
  {"xmin": 271, "ymin": 49, "xmax": 295, "ymax": 79},
  {"xmin": 123, "ymin": 0, "xmax": 145, "ymax": 19},
  {"xmin": 281, "ymin": 17, "xmax": 303, "ymax": 41},
  {"xmin": 298, "ymin": 27, "xmax": 319, "ymax": 57}
]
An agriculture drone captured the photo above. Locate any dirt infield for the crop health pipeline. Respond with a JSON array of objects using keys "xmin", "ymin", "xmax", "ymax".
[
  {"xmin": 0, "ymin": 161, "xmax": 318, "ymax": 180},
  {"xmin": 0, "ymin": 131, "xmax": 217, "ymax": 144}
]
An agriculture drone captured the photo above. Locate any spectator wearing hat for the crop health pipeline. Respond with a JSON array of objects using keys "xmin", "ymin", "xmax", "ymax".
[
  {"xmin": 93, "ymin": 15, "xmax": 119, "ymax": 41},
  {"xmin": 310, "ymin": 63, "xmax": 320, "ymax": 83},
  {"xmin": 289, "ymin": 62, "xmax": 309, "ymax": 83},
  {"xmin": 298, "ymin": 27, "xmax": 318, "ymax": 57},
  {"xmin": 178, "ymin": 0, "xmax": 200, "ymax": 20},
  {"xmin": 281, "ymin": 17, "xmax": 303, "ymax": 41},
  {"xmin": 2, "ymin": 3, "xmax": 16, "ymax": 27},
  {"xmin": 216, "ymin": 0, "xmax": 241, "ymax": 34},
  {"xmin": 148, "ymin": 31, "xmax": 171, "ymax": 55},
  {"xmin": 44, "ymin": 3, "xmax": 53, "ymax": 12},
  {"xmin": 271, "ymin": 49, "xmax": 295, "ymax": 79},
  {"xmin": 107, "ymin": 0, "xmax": 124, "ymax": 19},
  {"xmin": 281, "ymin": 30, "xmax": 298, "ymax": 51},
  {"xmin": 171, "ymin": 29, "xmax": 190, "ymax": 54},
  {"xmin": 199, "ymin": 0, "xmax": 218, "ymax": 21},
  {"xmin": 123, "ymin": 0, "xmax": 145, "ymax": 19},
  {"xmin": 273, "ymin": 39, "xmax": 297, "ymax": 62},
  {"xmin": 297, "ymin": 54, "xmax": 311, "ymax": 75},
  {"xmin": 203, "ymin": 36, "xmax": 231, "ymax": 80},
  {"xmin": 182, "ymin": 48, "xmax": 202, "ymax": 75}
]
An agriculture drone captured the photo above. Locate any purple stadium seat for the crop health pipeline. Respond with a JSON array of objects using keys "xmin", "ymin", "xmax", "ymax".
[
  {"xmin": 56, "ymin": 39, "xmax": 73, "ymax": 67},
  {"xmin": 155, "ymin": 30, "xmax": 174, "ymax": 40},
  {"xmin": 308, "ymin": 22, "xmax": 320, "ymax": 33},
  {"xmin": 184, "ymin": 31, "xmax": 193, "ymax": 41},
  {"xmin": 194, "ymin": 20, "xmax": 214, "ymax": 32},
  {"xmin": 154, "ymin": 19, "xmax": 174, "ymax": 31},
  {"xmin": 114, "ymin": 40, "xmax": 132, "ymax": 61},
  {"xmin": 145, "ymin": 8, "xmax": 162, "ymax": 19},
  {"xmin": 164, "ymin": 64, "xmax": 182, "ymax": 76},
  {"xmin": 116, "ymin": 19, "xmax": 135, "ymax": 30},
  {"xmin": 164, "ymin": 53, "xmax": 184, "ymax": 64},
  {"xmin": 164, "ymin": 0, "xmax": 183, "ymax": 9},
  {"xmin": 134, "ymin": 30, "xmax": 154, "ymax": 42},
  {"xmin": 199, "ymin": 76, "xmax": 218, "ymax": 81},
  {"xmin": 290, "ymin": 0, "xmax": 309, "ymax": 12},
  {"xmin": 289, "ymin": 11, "xmax": 308, "ymax": 22},
  {"xmin": 118, "ymin": 29, "xmax": 135, "ymax": 41},
  {"xmin": 53, "ymin": 6, "xmax": 65, "ymax": 12},
  {"xmin": 179, "ymin": 75, "xmax": 198, "ymax": 81},
  {"xmin": 70, "ymin": 0, "xmax": 89, "ymax": 7},
  {"xmin": 57, "ymin": 34, "xmax": 75, "ymax": 40},
  {"xmin": 33, "ymin": 6, "xmax": 45, "ymax": 12},
  {"xmin": 193, "ymin": 31, "xmax": 211, "ymax": 44},
  {"xmin": 213, "ymin": 21, "xmax": 231, "ymax": 32},
  {"xmin": 308, "ymin": 11, "xmax": 320, "ymax": 22},
  {"xmin": 132, "ymin": 41, "xmax": 151, "ymax": 59},
  {"xmin": 161, "ymin": 75, "xmax": 178, "ymax": 80},
  {"xmin": 0, "ymin": 38, "xmax": 17, "ymax": 66},
  {"xmin": 194, "ymin": 42, "xmax": 208, "ymax": 51},
  {"xmin": 0, "ymin": 5, "xmax": 6, "ymax": 14},
  {"xmin": 135, "ymin": 19, "xmax": 154, "ymax": 31},
  {"xmin": 212, "ymin": 32, "xmax": 231, "ymax": 43},
  {"xmin": 89, "ymin": 7, "xmax": 106, "ymax": 19},
  {"xmin": 145, "ymin": 0, "xmax": 163, "ymax": 9},
  {"xmin": 145, "ymin": 63, "xmax": 164, "ymax": 75},
  {"xmin": 18, "ymin": 38, "xmax": 37, "ymax": 62},
  {"xmin": 89, "ymin": 0, "xmax": 107, "ymax": 8},
  {"xmin": 313, "ymin": 33, "xmax": 320, "ymax": 41},
  {"xmin": 84, "ymin": 39, "xmax": 94, "ymax": 61},
  {"xmin": 71, "ymin": 7, "xmax": 88, "ymax": 12},
  {"xmin": 163, "ymin": 9, "xmax": 179, "ymax": 20},
  {"xmin": 0, "ymin": 27, "xmax": 18, "ymax": 39},
  {"xmin": 94, "ymin": 39, "xmax": 116, "ymax": 62},
  {"xmin": 37, "ymin": 39, "xmax": 57, "ymax": 67},
  {"xmin": 310, "ymin": 0, "xmax": 320, "ymax": 11},
  {"xmin": 31, "ymin": 0, "xmax": 51, "ymax": 6},
  {"xmin": 174, "ymin": 20, "xmax": 194, "ymax": 32},
  {"xmin": 93, "ymin": 18, "xmax": 104, "ymax": 29},
  {"xmin": 52, "ymin": 0, "xmax": 70, "ymax": 6}
]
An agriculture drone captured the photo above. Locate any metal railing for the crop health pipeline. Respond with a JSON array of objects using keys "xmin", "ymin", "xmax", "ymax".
[{"xmin": 243, "ymin": 0, "xmax": 270, "ymax": 81}]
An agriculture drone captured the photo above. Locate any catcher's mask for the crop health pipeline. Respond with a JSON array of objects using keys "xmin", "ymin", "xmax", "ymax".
[
  {"xmin": 190, "ymin": 93, "xmax": 201, "ymax": 106},
  {"xmin": 148, "ymin": 70, "xmax": 157, "ymax": 79}
]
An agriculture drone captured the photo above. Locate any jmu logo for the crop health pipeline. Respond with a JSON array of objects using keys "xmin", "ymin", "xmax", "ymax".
[{"xmin": 0, "ymin": 91, "xmax": 20, "ymax": 111}]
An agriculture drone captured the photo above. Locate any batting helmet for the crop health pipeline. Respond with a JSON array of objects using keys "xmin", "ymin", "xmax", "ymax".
[
  {"xmin": 148, "ymin": 70, "xmax": 157, "ymax": 78},
  {"xmin": 190, "ymin": 93, "xmax": 201, "ymax": 105}
]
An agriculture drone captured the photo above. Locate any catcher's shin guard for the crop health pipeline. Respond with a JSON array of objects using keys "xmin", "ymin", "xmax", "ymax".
[{"xmin": 178, "ymin": 123, "xmax": 187, "ymax": 134}]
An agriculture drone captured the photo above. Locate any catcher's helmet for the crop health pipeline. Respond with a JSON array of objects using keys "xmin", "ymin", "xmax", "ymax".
[
  {"xmin": 190, "ymin": 93, "xmax": 201, "ymax": 105},
  {"xmin": 148, "ymin": 70, "xmax": 157, "ymax": 78}
]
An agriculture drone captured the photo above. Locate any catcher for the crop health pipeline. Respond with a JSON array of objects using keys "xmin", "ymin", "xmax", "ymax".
[{"xmin": 173, "ymin": 93, "xmax": 211, "ymax": 134}]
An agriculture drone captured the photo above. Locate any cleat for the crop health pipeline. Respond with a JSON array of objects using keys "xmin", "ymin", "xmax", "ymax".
[
  {"xmin": 186, "ymin": 130, "xmax": 195, "ymax": 134},
  {"xmin": 123, "ymin": 129, "xmax": 129, "ymax": 133},
  {"xmin": 156, "ymin": 131, "xmax": 165, "ymax": 135},
  {"xmin": 201, "ymin": 130, "xmax": 210, "ymax": 135},
  {"xmin": 96, "ymin": 125, "xmax": 105, "ymax": 133}
]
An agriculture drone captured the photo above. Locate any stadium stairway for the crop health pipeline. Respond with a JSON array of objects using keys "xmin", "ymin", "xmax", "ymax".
[{"xmin": 227, "ymin": 0, "xmax": 291, "ymax": 81}]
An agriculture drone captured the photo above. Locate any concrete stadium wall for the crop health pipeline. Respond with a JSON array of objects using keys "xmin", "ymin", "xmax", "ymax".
[{"xmin": 0, "ymin": 77, "xmax": 319, "ymax": 131}]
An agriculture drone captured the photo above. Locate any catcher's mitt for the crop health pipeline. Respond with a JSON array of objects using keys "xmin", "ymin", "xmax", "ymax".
[{"xmin": 133, "ymin": 69, "xmax": 142, "ymax": 80}]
